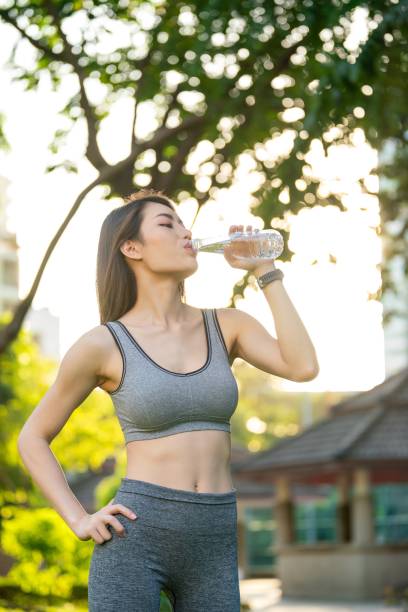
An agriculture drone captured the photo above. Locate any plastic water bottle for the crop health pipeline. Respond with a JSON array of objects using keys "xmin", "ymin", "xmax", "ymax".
[{"xmin": 190, "ymin": 228, "xmax": 284, "ymax": 263}]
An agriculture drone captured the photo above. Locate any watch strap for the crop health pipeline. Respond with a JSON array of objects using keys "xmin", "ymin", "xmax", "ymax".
[{"xmin": 256, "ymin": 268, "xmax": 284, "ymax": 289}]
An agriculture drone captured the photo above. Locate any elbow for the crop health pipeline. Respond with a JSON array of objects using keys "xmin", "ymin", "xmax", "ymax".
[
  {"xmin": 304, "ymin": 368, "xmax": 319, "ymax": 382},
  {"xmin": 295, "ymin": 363, "xmax": 320, "ymax": 382},
  {"xmin": 17, "ymin": 426, "xmax": 41, "ymax": 457}
]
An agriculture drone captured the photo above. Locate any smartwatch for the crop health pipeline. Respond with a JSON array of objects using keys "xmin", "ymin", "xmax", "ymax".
[{"xmin": 256, "ymin": 268, "xmax": 284, "ymax": 289}]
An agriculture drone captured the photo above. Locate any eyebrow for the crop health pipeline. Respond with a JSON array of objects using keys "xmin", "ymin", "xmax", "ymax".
[{"xmin": 155, "ymin": 213, "xmax": 184, "ymax": 224}]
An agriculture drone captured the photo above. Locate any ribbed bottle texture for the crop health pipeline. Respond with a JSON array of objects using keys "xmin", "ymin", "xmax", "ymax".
[{"xmin": 191, "ymin": 228, "xmax": 284, "ymax": 263}]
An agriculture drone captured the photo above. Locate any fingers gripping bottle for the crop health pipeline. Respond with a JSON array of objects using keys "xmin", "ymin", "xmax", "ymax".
[{"xmin": 190, "ymin": 228, "xmax": 284, "ymax": 266}]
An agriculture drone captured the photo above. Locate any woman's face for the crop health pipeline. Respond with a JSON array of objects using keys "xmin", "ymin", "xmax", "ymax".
[{"xmin": 124, "ymin": 202, "xmax": 197, "ymax": 280}]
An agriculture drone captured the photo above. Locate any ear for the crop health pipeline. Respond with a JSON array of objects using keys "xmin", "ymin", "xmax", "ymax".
[{"xmin": 120, "ymin": 239, "xmax": 143, "ymax": 261}]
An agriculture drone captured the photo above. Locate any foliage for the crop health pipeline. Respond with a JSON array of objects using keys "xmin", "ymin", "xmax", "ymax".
[
  {"xmin": 0, "ymin": 312, "xmax": 57, "ymax": 497},
  {"xmin": 0, "ymin": 506, "xmax": 91, "ymax": 599},
  {"xmin": 49, "ymin": 389, "xmax": 124, "ymax": 473},
  {"xmin": 0, "ymin": 0, "xmax": 407, "ymax": 322},
  {"xmin": 383, "ymin": 583, "xmax": 408, "ymax": 610}
]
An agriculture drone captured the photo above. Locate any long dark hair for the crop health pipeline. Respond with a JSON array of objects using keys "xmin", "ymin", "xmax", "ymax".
[{"xmin": 96, "ymin": 189, "xmax": 186, "ymax": 324}]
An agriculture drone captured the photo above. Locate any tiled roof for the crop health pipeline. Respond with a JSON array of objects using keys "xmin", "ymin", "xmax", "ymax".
[
  {"xmin": 330, "ymin": 367, "xmax": 408, "ymax": 415},
  {"xmin": 233, "ymin": 478, "xmax": 275, "ymax": 498},
  {"xmin": 230, "ymin": 442, "xmax": 251, "ymax": 467},
  {"xmin": 233, "ymin": 368, "xmax": 408, "ymax": 473},
  {"xmin": 347, "ymin": 407, "xmax": 408, "ymax": 461}
]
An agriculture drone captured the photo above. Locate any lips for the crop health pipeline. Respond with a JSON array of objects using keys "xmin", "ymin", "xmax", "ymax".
[{"xmin": 183, "ymin": 243, "xmax": 196, "ymax": 256}]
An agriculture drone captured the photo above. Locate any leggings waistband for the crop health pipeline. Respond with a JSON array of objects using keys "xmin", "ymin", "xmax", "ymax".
[{"xmin": 118, "ymin": 477, "xmax": 237, "ymax": 505}]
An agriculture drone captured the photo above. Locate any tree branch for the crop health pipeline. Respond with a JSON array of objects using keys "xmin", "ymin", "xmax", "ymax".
[
  {"xmin": 0, "ymin": 151, "xmax": 138, "ymax": 353},
  {"xmin": 0, "ymin": 10, "xmax": 61, "ymax": 60},
  {"xmin": 0, "ymin": 6, "xmax": 107, "ymax": 170},
  {"xmin": 146, "ymin": 114, "xmax": 206, "ymax": 151},
  {"xmin": 0, "ymin": 107, "xmax": 208, "ymax": 352},
  {"xmin": 43, "ymin": 0, "xmax": 107, "ymax": 170},
  {"xmin": 148, "ymin": 83, "xmax": 186, "ymax": 184}
]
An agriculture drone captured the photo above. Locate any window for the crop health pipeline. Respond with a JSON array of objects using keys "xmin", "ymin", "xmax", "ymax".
[
  {"xmin": 294, "ymin": 484, "xmax": 337, "ymax": 544},
  {"xmin": 244, "ymin": 507, "xmax": 276, "ymax": 571},
  {"xmin": 3, "ymin": 259, "xmax": 18, "ymax": 286},
  {"xmin": 374, "ymin": 484, "xmax": 408, "ymax": 543},
  {"xmin": 1, "ymin": 300, "xmax": 16, "ymax": 314}
]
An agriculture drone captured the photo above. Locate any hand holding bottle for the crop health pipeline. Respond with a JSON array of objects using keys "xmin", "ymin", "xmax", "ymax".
[
  {"xmin": 191, "ymin": 224, "xmax": 284, "ymax": 272},
  {"xmin": 222, "ymin": 224, "xmax": 281, "ymax": 272},
  {"xmin": 223, "ymin": 224, "xmax": 256, "ymax": 271}
]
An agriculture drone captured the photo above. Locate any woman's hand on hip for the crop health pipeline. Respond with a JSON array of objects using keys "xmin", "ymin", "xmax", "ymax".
[{"xmin": 72, "ymin": 501, "xmax": 138, "ymax": 543}]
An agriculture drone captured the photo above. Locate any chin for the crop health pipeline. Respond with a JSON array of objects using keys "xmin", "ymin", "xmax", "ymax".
[{"xmin": 182, "ymin": 267, "xmax": 198, "ymax": 280}]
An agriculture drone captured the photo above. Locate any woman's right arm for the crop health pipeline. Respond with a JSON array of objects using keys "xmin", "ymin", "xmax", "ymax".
[{"xmin": 17, "ymin": 325, "xmax": 137, "ymax": 544}]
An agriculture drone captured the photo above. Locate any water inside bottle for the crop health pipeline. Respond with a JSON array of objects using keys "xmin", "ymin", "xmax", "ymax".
[{"xmin": 191, "ymin": 229, "xmax": 283, "ymax": 262}]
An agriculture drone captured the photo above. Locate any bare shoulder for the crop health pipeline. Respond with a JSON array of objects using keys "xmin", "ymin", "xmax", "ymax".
[
  {"xmin": 214, "ymin": 306, "xmax": 247, "ymax": 330},
  {"xmin": 69, "ymin": 323, "xmax": 113, "ymax": 355},
  {"xmin": 215, "ymin": 306, "xmax": 251, "ymax": 334},
  {"xmin": 60, "ymin": 324, "xmax": 114, "ymax": 382},
  {"xmin": 210, "ymin": 307, "xmax": 241, "ymax": 363}
]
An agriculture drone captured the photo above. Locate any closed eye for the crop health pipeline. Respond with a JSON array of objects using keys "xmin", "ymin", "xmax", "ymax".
[{"xmin": 159, "ymin": 223, "xmax": 173, "ymax": 228}]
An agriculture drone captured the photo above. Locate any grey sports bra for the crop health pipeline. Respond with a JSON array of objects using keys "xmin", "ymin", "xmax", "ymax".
[{"xmin": 102, "ymin": 308, "xmax": 239, "ymax": 442}]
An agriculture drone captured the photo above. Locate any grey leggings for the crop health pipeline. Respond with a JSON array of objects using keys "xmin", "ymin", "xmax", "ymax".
[{"xmin": 88, "ymin": 477, "xmax": 241, "ymax": 611}]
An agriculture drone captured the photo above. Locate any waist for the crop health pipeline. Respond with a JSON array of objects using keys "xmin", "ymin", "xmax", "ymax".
[
  {"xmin": 125, "ymin": 430, "xmax": 233, "ymax": 492},
  {"xmin": 119, "ymin": 476, "xmax": 237, "ymax": 502},
  {"xmin": 113, "ymin": 479, "xmax": 237, "ymax": 533}
]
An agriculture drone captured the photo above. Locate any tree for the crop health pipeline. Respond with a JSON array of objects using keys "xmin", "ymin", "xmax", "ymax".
[
  {"xmin": 0, "ymin": 312, "xmax": 56, "ymax": 495},
  {"xmin": 0, "ymin": 0, "xmax": 406, "ymax": 352}
]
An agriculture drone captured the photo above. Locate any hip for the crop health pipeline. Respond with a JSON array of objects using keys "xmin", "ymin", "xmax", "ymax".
[{"xmin": 112, "ymin": 476, "xmax": 237, "ymax": 534}]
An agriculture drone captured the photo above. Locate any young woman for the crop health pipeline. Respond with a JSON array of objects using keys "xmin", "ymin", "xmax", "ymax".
[{"xmin": 17, "ymin": 188, "xmax": 319, "ymax": 611}]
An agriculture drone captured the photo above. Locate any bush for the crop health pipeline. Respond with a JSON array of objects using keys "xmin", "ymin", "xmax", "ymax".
[{"xmin": 0, "ymin": 506, "xmax": 91, "ymax": 599}]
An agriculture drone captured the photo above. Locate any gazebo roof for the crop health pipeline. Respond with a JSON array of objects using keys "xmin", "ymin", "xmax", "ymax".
[
  {"xmin": 233, "ymin": 368, "xmax": 408, "ymax": 473},
  {"xmin": 330, "ymin": 367, "xmax": 408, "ymax": 415}
]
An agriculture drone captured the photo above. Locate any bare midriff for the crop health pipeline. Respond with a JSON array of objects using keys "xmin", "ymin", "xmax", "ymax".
[{"xmin": 124, "ymin": 429, "xmax": 234, "ymax": 493}]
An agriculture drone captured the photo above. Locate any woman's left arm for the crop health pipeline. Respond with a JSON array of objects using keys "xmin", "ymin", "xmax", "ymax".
[
  {"xmin": 252, "ymin": 260, "xmax": 319, "ymax": 380},
  {"xmin": 223, "ymin": 225, "xmax": 320, "ymax": 382}
]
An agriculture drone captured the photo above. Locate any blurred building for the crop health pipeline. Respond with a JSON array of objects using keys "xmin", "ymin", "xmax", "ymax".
[
  {"xmin": 233, "ymin": 367, "xmax": 408, "ymax": 601},
  {"xmin": 0, "ymin": 176, "xmax": 60, "ymax": 360},
  {"xmin": 382, "ymin": 252, "xmax": 408, "ymax": 377},
  {"xmin": 380, "ymin": 141, "xmax": 408, "ymax": 377},
  {"xmin": 231, "ymin": 444, "xmax": 277, "ymax": 578},
  {"xmin": 24, "ymin": 307, "xmax": 60, "ymax": 361},
  {"xmin": 0, "ymin": 176, "xmax": 19, "ymax": 315}
]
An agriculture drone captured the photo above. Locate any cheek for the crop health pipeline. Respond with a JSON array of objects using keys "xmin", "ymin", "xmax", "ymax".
[{"xmin": 144, "ymin": 239, "xmax": 178, "ymax": 267}]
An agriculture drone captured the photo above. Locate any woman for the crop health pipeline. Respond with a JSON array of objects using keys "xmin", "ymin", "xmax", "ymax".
[{"xmin": 17, "ymin": 188, "xmax": 319, "ymax": 611}]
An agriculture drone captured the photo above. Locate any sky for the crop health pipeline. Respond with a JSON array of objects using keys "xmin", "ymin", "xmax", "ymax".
[{"xmin": 0, "ymin": 17, "xmax": 385, "ymax": 394}]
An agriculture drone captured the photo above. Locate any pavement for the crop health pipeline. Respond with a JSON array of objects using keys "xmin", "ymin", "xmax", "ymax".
[{"xmin": 239, "ymin": 579, "xmax": 405, "ymax": 612}]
